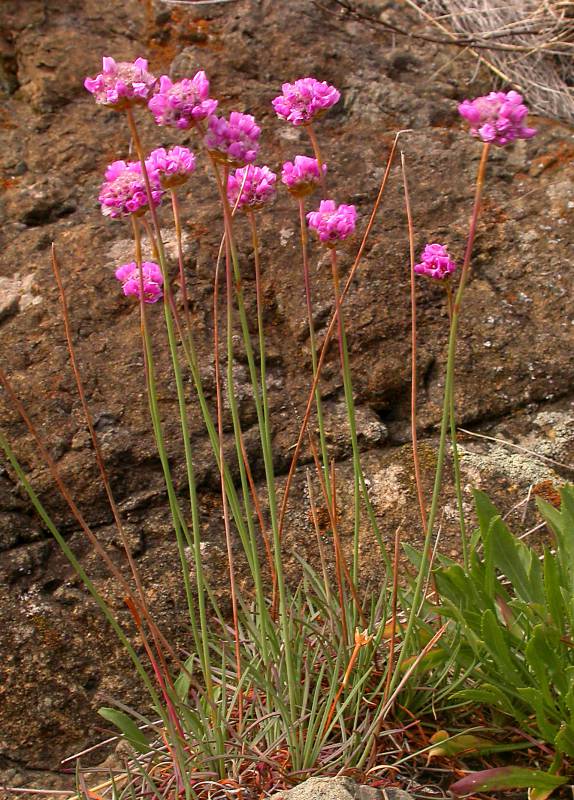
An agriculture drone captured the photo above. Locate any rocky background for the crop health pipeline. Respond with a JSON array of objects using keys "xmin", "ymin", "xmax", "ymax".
[{"xmin": 0, "ymin": 0, "xmax": 573, "ymax": 792}]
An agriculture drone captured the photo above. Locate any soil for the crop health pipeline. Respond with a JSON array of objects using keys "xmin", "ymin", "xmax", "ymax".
[{"xmin": 0, "ymin": 0, "xmax": 573, "ymax": 794}]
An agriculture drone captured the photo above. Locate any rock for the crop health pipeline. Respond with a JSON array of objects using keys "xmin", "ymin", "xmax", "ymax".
[
  {"xmin": 272, "ymin": 777, "xmax": 415, "ymax": 800},
  {"xmin": 0, "ymin": 0, "xmax": 572, "ymax": 783},
  {"xmin": 273, "ymin": 777, "xmax": 383, "ymax": 800}
]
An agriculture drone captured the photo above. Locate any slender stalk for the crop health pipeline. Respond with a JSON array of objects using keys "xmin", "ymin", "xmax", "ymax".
[
  {"xmin": 306, "ymin": 124, "xmax": 327, "ymax": 191},
  {"xmin": 297, "ymin": 196, "xmax": 331, "ymax": 499},
  {"xmin": 0, "ymin": 431, "xmax": 164, "ymax": 713},
  {"xmin": 213, "ymin": 218, "xmax": 243, "ymax": 725},
  {"xmin": 246, "ymin": 209, "xmax": 278, "ymax": 589},
  {"xmin": 401, "ymin": 153, "xmax": 427, "ymax": 531},
  {"xmin": 165, "ymin": 196, "xmax": 219, "ymax": 713},
  {"xmin": 277, "ymin": 133, "xmax": 403, "ymax": 550},
  {"xmin": 388, "ymin": 142, "xmax": 491, "ymax": 695},
  {"xmin": 209, "ymin": 157, "xmax": 299, "ymax": 739},
  {"xmin": 330, "ymin": 247, "xmax": 362, "ymax": 585},
  {"xmin": 50, "ymin": 244, "xmax": 197, "ymax": 698},
  {"xmin": 445, "ymin": 283, "xmax": 468, "ymax": 569}
]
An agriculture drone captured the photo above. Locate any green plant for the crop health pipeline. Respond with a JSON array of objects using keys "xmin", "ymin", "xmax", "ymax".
[{"xmin": 422, "ymin": 486, "xmax": 574, "ymax": 790}]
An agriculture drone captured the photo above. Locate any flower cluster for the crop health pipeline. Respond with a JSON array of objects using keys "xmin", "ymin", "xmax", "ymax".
[
  {"xmin": 147, "ymin": 146, "xmax": 196, "ymax": 189},
  {"xmin": 272, "ymin": 77, "xmax": 340, "ymax": 126},
  {"xmin": 204, "ymin": 112, "xmax": 261, "ymax": 165},
  {"xmin": 414, "ymin": 243, "xmax": 457, "ymax": 280},
  {"xmin": 148, "ymin": 73, "xmax": 217, "ymax": 129},
  {"xmin": 307, "ymin": 199, "xmax": 357, "ymax": 245},
  {"xmin": 99, "ymin": 160, "xmax": 163, "ymax": 218},
  {"xmin": 458, "ymin": 91, "xmax": 536, "ymax": 147},
  {"xmin": 115, "ymin": 261, "xmax": 164, "ymax": 303},
  {"xmin": 281, "ymin": 156, "xmax": 326, "ymax": 197},
  {"xmin": 227, "ymin": 165, "xmax": 277, "ymax": 210},
  {"xmin": 84, "ymin": 57, "xmax": 157, "ymax": 109}
]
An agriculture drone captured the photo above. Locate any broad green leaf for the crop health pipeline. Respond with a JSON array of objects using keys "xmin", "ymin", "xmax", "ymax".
[
  {"xmin": 450, "ymin": 766, "xmax": 567, "ymax": 796},
  {"xmin": 543, "ymin": 548, "xmax": 565, "ymax": 634},
  {"xmin": 490, "ymin": 515, "xmax": 544, "ymax": 605},
  {"xmin": 98, "ymin": 707, "xmax": 150, "ymax": 754},
  {"xmin": 481, "ymin": 608, "xmax": 521, "ymax": 682},
  {"xmin": 525, "ymin": 625, "xmax": 567, "ymax": 697},
  {"xmin": 174, "ymin": 655, "xmax": 195, "ymax": 702},
  {"xmin": 518, "ymin": 688, "xmax": 559, "ymax": 742},
  {"xmin": 555, "ymin": 721, "xmax": 574, "ymax": 758},
  {"xmin": 456, "ymin": 685, "xmax": 516, "ymax": 716}
]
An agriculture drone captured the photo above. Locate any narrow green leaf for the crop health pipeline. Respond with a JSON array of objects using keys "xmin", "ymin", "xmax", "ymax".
[{"xmin": 98, "ymin": 707, "xmax": 150, "ymax": 754}]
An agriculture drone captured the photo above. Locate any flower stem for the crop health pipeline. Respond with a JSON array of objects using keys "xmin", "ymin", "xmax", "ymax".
[
  {"xmin": 387, "ymin": 142, "xmax": 490, "ymax": 697},
  {"xmin": 401, "ymin": 152, "xmax": 427, "ymax": 531},
  {"xmin": 297, "ymin": 196, "xmax": 331, "ymax": 500},
  {"xmin": 330, "ymin": 247, "xmax": 362, "ymax": 590}
]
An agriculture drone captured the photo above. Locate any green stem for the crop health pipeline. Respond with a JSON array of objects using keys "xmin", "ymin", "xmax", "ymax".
[
  {"xmin": 211, "ymin": 159, "xmax": 299, "ymax": 759},
  {"xmin": 388, "ymin": 142, "xmax": 490, "ymax": 696},
  {"xmin": 0, "ymin": 430, "xmax": 166, "ymax": 720},
  {"xmin": 125, "ymin": 105, "xmax": 227, "ymax": 764},
  {"xmin": 168, "ymin": 190, "xmax": 218, "ymax": 715},
  {"xmin": 402, "ymin": 152, "xmax": 427, "ymax": 532},
  {"xmin": 445, "ymin": 283, "xmax": 468, "ymax": 569},
  {"xmin": 330, "ymin": 247, "xmax": 362, "ymax": 593},
  {"xmin": 297, "ymin": 196, "xmax": 331, "ymax": 500}
]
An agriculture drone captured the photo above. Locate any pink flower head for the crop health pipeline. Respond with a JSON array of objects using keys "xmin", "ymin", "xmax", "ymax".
[
  {"xmin": 99, "ymin": 160, "xmax": 163, "ymax": 218},
  {"xmin": 204, "ymin": 112, "xmax": 260, "ymax": 166},
  {"xmin": 84, "ymin": 56, "xmax": 157, "ymax": 109},
  {"xmin": 115, "ymin": 261, "xmax": 163, "ymax": 303},
  {"xmin": 414, "ymin": 243, "xmax": 457, "ymax": 280},
  {"xmin": 307, "ymin": 199, "xmax": 357, "ymax": 246},
  {"xmin": 272, "ymin": 77, "xmax": 340, "ymax": 126},
  {"xmin": 147, "ymin": 72, "xmax": 218, "ymax": 129},
  {"xmin": 281, "ymin": 156, "xmax": 326, "ymax": 197},
  {"xmin": 458, "ymin": 91, "xmax": 537, "ymax": 147},
  {"xmin": 227, "ymin": 165, "xmax": 277, "ymax": 211},
  {"xmin": 146, "ymin": 146, "xmax": 196, "ymax": 189}
]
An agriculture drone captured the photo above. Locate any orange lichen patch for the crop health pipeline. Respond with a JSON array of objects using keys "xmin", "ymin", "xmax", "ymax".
[
  {"xmin": 0, "ymin": 176, "xmax": 20, "ymax": 191},
  {"xmin": 480, "ymin": 197, "xmax": 509, "ymax": 224},
  {"xmin": 532, "ymin": 479, "xmax": 562, "ymax": 508},
  {"xmin": 0, "ymin": 107, "xmax": 17, "ymax": 129},
  {"xmin": 529, "ymin": 142, "xmax": 574, "ymax": 177}
]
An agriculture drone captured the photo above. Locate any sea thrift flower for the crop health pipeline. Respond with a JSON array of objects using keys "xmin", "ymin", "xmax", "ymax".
[
  {"xmin": 148, "ymin": 73, "xmax": 217, "ymax": 128},
  {"xmin": 414, "ymin": 243, "xmax": 457, "ymax": 280},
  {"xmin": 272, "ymin": 77, "xmax": 340, "ymax": 126},
  {"xmin": 99, "ymin": 160, "xmax": 163, "ymax": 218},
  {"xmin": 115, "ymin": 261, "xmax": 163, "ymax": 303},
  {"xmin": 307, "ymin": 199, "xmax": 357, "ymax": 245},
  {"xmin": 281, "ymin": 156, "xmax": 326, "ymax": 197},
  {"xmin": 204, "ymin": 112, "xmax": 260, "ymax": 165},
  {"xmin": 227, "ymin": 165, "xmax": 277, "ymax": 210},
  {"xmin": 458, "ymin": 91, "xmax": 537, "ymax": 146},
  {"xmin": 84, "ymin": 57, "xmax": 156, "ymax": 109},
  {"xmin": 146, "ymin": 146, "xmax": 196, "ymax": 189}
]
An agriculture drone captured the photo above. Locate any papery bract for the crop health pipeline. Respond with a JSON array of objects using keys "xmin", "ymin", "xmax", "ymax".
[
  {"xmin": 115, "ymin": 261, "xmax": 164, "ymax": 303},
  {"xmin": 148, "ymin": 73, "xmax": 218, "ymax": 129},
  {"xmin": 458, "ymin": 91, "xmax": 537, "ymax": 146},
  {"xmin": 227, "ymin": 165, "xmax": 277, "ymax": 210},
  {"xmin": 272, "ymin": 77, "xmax": 340, "ymax": 126},
  {"xmin": 414, "ymin": 243, "xmax": 457, "ymax": 280},
  {"xmin": 147, "ymin": 146, "xmax": 196, "ymax": 189},
  {"xmin": 99, "ymin": 160, "xmax": 163, "ymax": 218},
  {"xmin": 204, "ymin": 112, "xmax": 261, "ymax": 166},
  {"xmin": 281, "ymin": 156, "xmax": 326, "ymax": 197},
  {"xmin": 84, "ymin": 56, "xmax": 157, "ymax": 109},
  {"xmin": 307, "ymin": 199, "xmax": 357, "ymax": 245}
]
